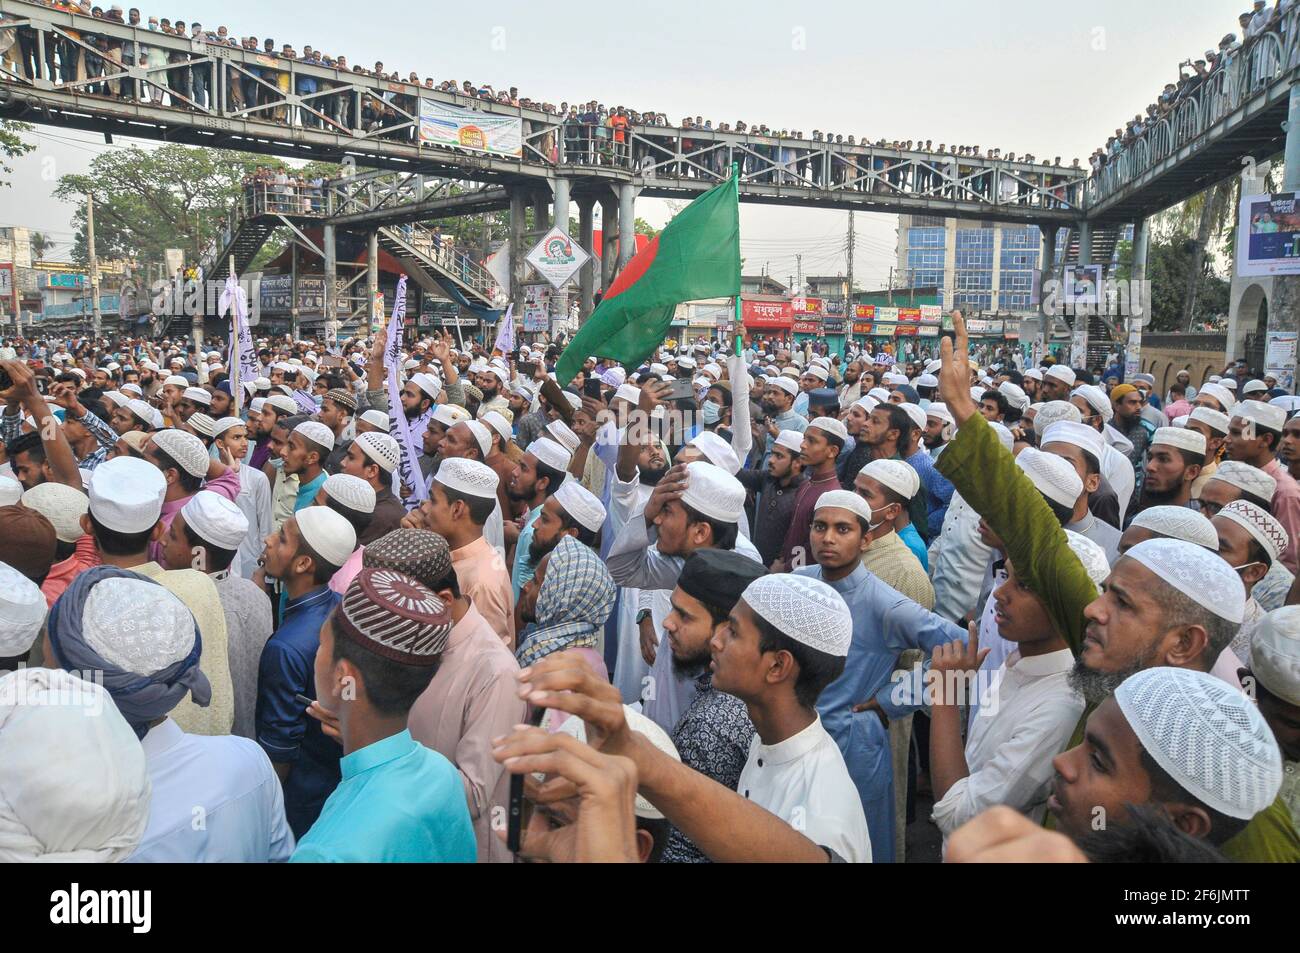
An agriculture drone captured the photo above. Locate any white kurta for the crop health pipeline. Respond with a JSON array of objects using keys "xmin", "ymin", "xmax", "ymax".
[
  {"xmin": 929, "ymin": 491, "xmax": 993, "ymax": 625},
  {"xmin": 931, "ymin": 647, "xmax": 1084, "ymax": 837},
  {"xmin": 232, "ymin": 462, "xmax": 272, "ymax": 580},
  {"xmin": 737, "ymin": 715, "xmax": 872, "ymax": 863}
]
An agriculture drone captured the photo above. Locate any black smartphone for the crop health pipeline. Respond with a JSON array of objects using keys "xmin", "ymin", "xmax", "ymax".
[
  {"xmin": 583, "ymin": 377, "xmax": 604, "ymax": 400},
  {"xmin": 518, "ymin": 360, "xmax": 537, "ymax": 379},
  {"xmin": 662, "ymin": 377, "xmax": 697, "ymax": 402},
  {"xmin": 506, "ymin": 704, "xmax": 548, "ymax": 855}
]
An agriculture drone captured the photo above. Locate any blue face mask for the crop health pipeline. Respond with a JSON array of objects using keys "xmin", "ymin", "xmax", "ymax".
[
  {"xmin": 701, "ymin": 400, "xmax": 722, "ymax": 424},
  {"xmin": 148, "ymin": 22, "xmax": 157, "ymax": 30}
]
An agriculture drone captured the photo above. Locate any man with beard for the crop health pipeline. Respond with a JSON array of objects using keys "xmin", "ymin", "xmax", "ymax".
[
  {"xmin": 1186, "ymin": 406, "xmax": 1229, "ymax": 496},
  {"xmin": 756, "ymin": 376, "xmax": 806, "ymax": 467},
  {"xmin": 738, "ymin": 430, "xmax": 806, "ymax": 567},
  {"xmin": 1127, "ymin": 427, "xmax": 1205, "ymax": 524},
  {"xmin": 473, "ymin": 362, "xmax": 511, "ymax": 418},
  {"xmin": 507, "ymin": 437, "xmax": 571, "ymax": 599},
  {"xmin": 1244, "ymin": 608, "xmax": 1300, "ymax": 835},
  {"xmin": 836, "ymin": 396, "xmax": 877, "ymax": 489},
  {"xmin": 1109, "ymin": 384, "xmax": 1151, "ymax": 477},
  {"xmin": 659, "ymin": 549, "xmax": 767, "ymax": 863},
  {"xmin": 524, "ymin": 479, "xmax": 606, "ymax": 565},
  {"xmin": 924, "ymin": 403, "xmax": 954, "ymax": 455},
  {"xmin": 863, "ymin": 401, "xmax": 913, "ymax": 464},
  {"xmin": 317, "ymin": 388, "xmax": 356, "ymax": 475},
  {"xmin": 838, "ymin": 360, "xmax": 864, "ymax": 410},
  {"xmin": 1227, "ymin": 400, "xmax": 1300, "ymax": 574}
]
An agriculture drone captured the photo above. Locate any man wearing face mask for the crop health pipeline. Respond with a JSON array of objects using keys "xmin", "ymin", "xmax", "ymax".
[
  {"xmin": 756, "ymin": 377, "xmax": 806, "ymax": 468},
  {"xmin": 699, "ymin": 381, "xmax": 731, "ymax": 437}
]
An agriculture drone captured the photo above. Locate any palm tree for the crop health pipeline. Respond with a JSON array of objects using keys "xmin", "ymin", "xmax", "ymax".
[{"xmin": 29, "ymin": 231, "xmax": 53, "ymax": 262}]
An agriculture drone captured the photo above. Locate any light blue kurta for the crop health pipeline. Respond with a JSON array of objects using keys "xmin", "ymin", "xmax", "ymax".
[
  {"xmin": 290, "ymin": 729, "xmax": 475, "ymax": 863},
  {"xmin": 511, "ymin": 504, "xmax": 544, "ymax": 599},
  {"xmin": 798, "ymin": 564, "xmax": 963, "ymax": 863}
]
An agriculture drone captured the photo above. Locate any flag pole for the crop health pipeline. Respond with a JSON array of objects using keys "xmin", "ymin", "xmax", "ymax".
[{"xmin": 731, "ymin": 161, "xmax": 742, "ymax": 359}]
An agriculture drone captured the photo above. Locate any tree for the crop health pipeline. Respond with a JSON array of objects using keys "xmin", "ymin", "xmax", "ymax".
[
  {"xmin": 0, "ymin": 120, "xmax": 34, "ymax": 187},
  {"xmin": 633, "ymin": 217, "xmax": 660, "ymax": 239},
  {"xmin": 29, "ymin": 231, "xmax": 53, "ymax": 261},
  {"xmin": 1181, "ymin": 181, "xmax": 1231, "ymax": 331}
]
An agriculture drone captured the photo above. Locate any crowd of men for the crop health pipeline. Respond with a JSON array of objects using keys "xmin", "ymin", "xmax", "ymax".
[
  {"xmin": 0, "ymin": 307, "xmax": 1296, "ymax": 864},
  {"xmin": 1092, "ymin": 1, "xmax": 1297, "ymax": 178}
]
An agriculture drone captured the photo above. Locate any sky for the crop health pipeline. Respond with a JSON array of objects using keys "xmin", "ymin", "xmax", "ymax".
[{"xmin": 1, "ymin": 0, "xmax": 1243, "ymax": 289}]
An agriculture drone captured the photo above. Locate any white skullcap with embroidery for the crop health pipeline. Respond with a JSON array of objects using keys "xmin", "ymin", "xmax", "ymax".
[
  {"xmin": 680, "ymin": 461, "xmax": 746, "ymax": 524},
  {"xmin": 88, "ymin": 456, "xmax": 166, "ymax": 533},
  {"xmin": 1123, "ymin": 537, "xmax": 1246, "ymax": 624},
  {"xmin": 481, "ymin": 411, "xmax": 513, "ymax": 448},
  {"xmin": 613, "ymin": 383, "xmax": 641, "ymax": 405},
  {"xmin": 1063, "ymin": 530, "xmax": 1111, "ymax": 590},
  {"xmin": 527, "ymin": 438, "xmax": 572, "ymax": 474},
  {"xmin": 359, "ymin": 409, "xmax": 390, "ymax": 432},
  {"xmin": 152, "ymin": 429, "xmax": 210, "ymax": 478},
  {"xmin": 1215, "ymin": 500, "xmax": 1289, "ymax": 564},
  {"xmin": 1116, "ymin": 667, "xmax": 1282, "ymax": 820},
  {"xmin": 1251, "ymin": 606, "xmax": 1300, "ymax": 706},
  {"xmin": 264, "ymin": 394, "xmax": 298, "ymax": 415},
  {"xmin": 1197, "ymin": 382, "xmax": 1236, "ymax": 412},
  {"xmin": 897, "ymin": 402, "xmax": 927, "ymax": 432},
  {"xmin": 435, "ymin": 457, "xmax": 500, "ymax": 501},
  {"xmin": 774, "ymin": 430, "xmax": 805, "ymax": 453},
  {"xmin": 916, "ymin": 373, "xmax": 939, "ymax": 389},
  {"xmin": 294, "ymin": 505, "xmax": 357, "ymax": 569},
  {"xmin": 125, "ymin": 398, "xmax": 155, "ymax": 427},
  {"xmin": 1243, "ymin": 379, "xmax": 1269, "ymax": 396},
  {"xmin": 925, "ymin": 402, "xmax": 954, "ymax": 425},
  {"xmin": 1210, "ymin": 461, "xmax": 1277, "ymax": 501},
  {"xmin": 1023, "ymin": 367, "xmax": 1044, "ymax": 382},
  {"xmin": 858, "ymin": 458, "xmax": 920, "ymax": 501},
  {"xmin": 766, "ymin": 376, "xmax": 799, "ymax": 398},
  {"xmin": 545, "ymin": 419, "xmax": 580, "ymax": 453},
  {"xmin": 323, "ymin": 473, "xmax": 377, "ymax": 515},
  {"xmin": 553, "ymin": 479, "xmax": 606, "ymax": 534},
  {"xmin": 1040, "ymin": 420, "xmax": 1105, "ymax": 462},
  {"xmin": 22, "ymin": 483, "xmax": 87, "ymax": 543},
  {"xmin": 0, "ymin": 562, "xmax": 47, "ymax": 657},
  {"xmin": 1151, "ymin": 427, "xmax": 1206, "ymax": 456},
  {"xmin": 293, "ymin": 420, "xmax": 335, "ymax": 452},
  {"xmin": 1045, "ymin": 365, "xmax": 1076, "ymax": 387},
  {"xmin": 1233, "ymin": 399, "xmax": 1286, "ymax": 435},
  {"xmin": 410, "ymin": 373, "xmax": 441, "ymax": 401},
  {"xmin": 869, "ymin": 387, "xmax": 892, "ymax": 403},
  {"xmin": 432, "ymin": 404, "xmax": 472, "ymax": 429},
  {"xmin": 212, "ymin": 416, "xmax": 245, "ymax": 438},
  {"xmin": 1015, "ymin": 446, "xmax": 1083, "ymax": 509},
  {"xmin": 808, "ymin": 416, "xmax": 849, "ymax": 446},
  {"xmin": 688, "ymin": 430, "xmax": 741, "ymax": 475},
  {"xmin": 1033, "ymin": 400, "xmax": 1083, "ymax": 433},
  {"xmin": 999, "ymin": 382, "xmax": 1029, "ymax": 412},
  {"xmin": 181, "ymin": 490, "xmax": 248, "ymax": 550},
  {"xmin": 1129, "ymin": 506, "xmax": 1219, "ymax": 551},
  {"xmin": 187, "ymin": 413, "xmax": 216, "ymax": 439},
  {"xmin": 853, "ymin": 395, "xmax": 878, "ymax": 413},
  {"xmin": 84, "ymin": 577, "xmax": 196, "ymax": 675},
  {"xmin": 814, "ymin": 489, "xmax": 872, "ymax": 525},
  {"xmin": 462, "ymin": 420, "xmax": 493, "ymax": 460},
  {"xmin": 1269, "ymin": 395, "xmax": 1300, "ymax": 414},
  {"xmin": 1072, "ymin": 384, "xmax": 1113, "ymax": 423},
  {"xmin": 181, "ymin": 386, "xmax": 211, "ymax": 406},
  {"xmin": 741, "ymin": 573, "xmax": 853, "ymax": 657},
  {"xmin": 356, "ymin": 431, "xmax": 401, "ymax": 473},
  {"xmin": 0, "ymin": 475, "xmax": 20, "ymax": 507},
  {"xmin": 102, "ymin": 391, "xmax": 129, "ymax": 408}
]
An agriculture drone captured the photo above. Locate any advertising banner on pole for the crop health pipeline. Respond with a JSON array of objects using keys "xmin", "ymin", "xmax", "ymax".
[
  {"xmin": 1265, "ymin": 331, "xmax": 1298, "ymax": 392},
  {"xmin": 524, "ymin": 227, "xmax": 590, "ymax": 290},
  {"xmin": 418, "ymin": 99, "xmax": 523, "ymax": 157},
  {"xmin": 1238, "ymin": 193, "xmax": 1300, "ymax": 276}
]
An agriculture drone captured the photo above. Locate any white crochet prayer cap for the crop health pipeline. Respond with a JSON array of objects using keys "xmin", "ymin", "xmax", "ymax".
[
  {"xmin": 429, "ymin": 405, "xmax": 469, "ymax": 429},
  {"xmin": 882, "ymin": 372, "xmax": 907, "ymax": 386},
  {"xmin": 1210, "ymin": 461, "xmax": 1277, "ymax": 501},
  {"xmin": 613, "ymin": 383, "xmax": 641, "ymax": 405},
  {"xmin": 545, "ymin": 419, "xmax": 580, "ymax": 453},
  {"xmin": 1023, "ymin": 367, "xmax": 1043, "ymax": 381},
  {"xmin": 1123, "ymin": 537, "xmax": 1246, "ymax": 624},
  {"xmin": 688, "ymin": 431, "xmax": 741, "ymax": 475},
  {"xmin": 897, "ymin": 403, "xmax": 927, "ymax": 432},
  {"xmin": 766, "ymin": 376, "xmax": 799, "ymax": 398},
  {"xmin": 83, "ymin": 577, "xmax": 195, "ymax": 675},
  {"xmin": 181, "ymin": 491, "xmax": 248, "ymax": 550},
  {"xmin": 741, "ymin": 574, "xmax": 853, "ymax": 657},
  {"xmin": 999, "ymin": 382, "xmax": 1029, "ymax": 411},
  {"xmin": 814, "ymin": 489, "xmax": 872, "ymax": 524},
  {"xmin": 556, "ymin": 705, "xmax": 680, "ymax": 819},
  {"xmin": 462, "ymin": 420, "xmax": 493, "ymax": 459},
  {"xmin": 323, "ymin": 473, "xmax": 377, "ymax": 515},
  {"xmin": 435, "ymin": 457, "xmax": 500, "ymax": 501},
  {"xmin": 858, "ymin": 459, "xmax": 920, "ymax": 501},
  {"xmin": 152, "ymin": 429, "xmax": 210, "ymax": 478},
  {"xmin": 120, "ymin": 383, "xmax": 143, "ymax": 398},
  {"xmin": 1242, "ymin": 379, "xmax": 1268, "ymax": 396},
  {"xmin": 561, "ymin": 392, "xmax": 582, "ymax": 413},
  {"xmin": 869, "ymin": 387, "xmax": 892, "ymax": 403},
  {"xmin": 481, "ymin": 411, "xmax": 513, "ymax": 447},
  {"xmin": 356, "ymin": 432, "xmax": 401, "ymax": 474},
  {"xmin": 526, "ymin": 437, "xmax": 572, "ymax": 473},
  {"xmin": 774, "ymin": 430, "xmax": 805, "ymax": 453},
  {"xmin": 0, "ymin": 667, "xmax": 150, "ymax": 863},
  {"xmin": 212, "ymin": 416, "xmax": 245, "ymax": 438},
  {"xmin": 1072, "ymin": 384, "xmax": 1113, "ymax": 423},
  {"xmin": 1033, "ymin": 400, "xmax": 1083, "ymax": 433},
  {"xmin": 359, "ymin": 409, "xmax": 390, "ymax": 432},
  {"xmin": 294, "ymin": 506, "xmax": 357, "ymax": 569},
  {"xmin": 808, "ymin": 416, "xmax": 849, "ymax": 446},
  {"xmin": 1269, "ymin": 395, "xmax": 1300, "ymax": 414},
  {"xmin": 1171, "ymin": 415, "xmax": 1190, "ymax": 428},
  {"xmin": 554, "ymin": 479, "xmax": 606, "ymax": 534},
  {"xmin": 1063, "ymin": 530, "xmax": 1110, "ymax": 591},
  {"xmin": 181, "ymin": 386, "xmax": 211, "ymax": 406},
  {"xmin": 1219, "ymin": 377, "xmax": 1238, "ymax": 391},
  {"xmin": 187, "ymin": 413, "xmax": 216, "ymax": 439},
  {"xmin": 1197, "ymin": 382, "xmax": 1235, "ymax": 412},
  {"xmin": 1251, "ymin": 606, "xmax": 1300, "ymax": 706},
  {"xmin": 853, "ymin": 395, "xmax": 878, "ymax": 413},
  {"xmin": 804, "ymin": 365, "xmax": 829, "ymax": 382},
  {"xmin": 1115, "ymin": 667, "xmax": 1282, "ymax": 820},
  {"xmin": 970, "ymin": 385, "xmax": 989, "ymax": 402},
  {"xmin": 1233, "ymin": 399, "xmax": 1286, "ymax": 434},
  {"xmin": 408, "ymin": 372, "xmax": 441, "ymax": 403},
  {"xmin": 88, "ymin": 456, "xmax": 166, "ymax": 533},
  {"xmin": 293, "ymin": 420, "xmax": 335, "ymax": 452},
  {"xmin": 1044, "ymin": 365, "xmax": 1076, "ymax": 387},
  {"xmin": 1215, "ymin": 500, "xmax": 1289, "ymax": 564},
  {"xmin": 1040, "ymin": 420, "xmax": 1104, "ymax": 461},
  {"xmin": 925, "ymin": 403, "xmax": 954, "ymax": 425},
  {"xmin": 0, "ymin": 562, "xmax": 47, "ymax": 657},
  {"xmin": 1015, "ymin": 446, "xmax": 1083, "ymax": 508},
  {"xmin": 22, "ymin": 483, "xmax": 87, "ymax": 543},
  {"xmin": 601, "ymin": 366, "xmax": 629, "ymax": 387},
  {"xmin": 916, "ymin": 373, "xmax": 939, "ymax": 389},
  {"xmin": 1150, "ymin": 427, "xmax": 1206, "ymax": 456},
  {"xmin": 680, "ymin": 461, "xmax": 746, "ymax": 524},
  {"xmin": 1129, "ymin": 506, "xmax": 1219, "ymax": 551},
  {"xmin": 0, "ymin": 475, "xmax": 20, "ymax": 506},
  {"xmin": 264, "ymin": 394, "xmax": 298, "ymax": 415},
  {"xmin": 101, "ymin": 391, "xmax": 129, "ymax": 408}
]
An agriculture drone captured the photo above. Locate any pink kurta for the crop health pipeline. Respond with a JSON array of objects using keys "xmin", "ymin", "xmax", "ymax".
[{"xmin": 451, "ymin": 536, "xmax": 516, "ymax": 648}]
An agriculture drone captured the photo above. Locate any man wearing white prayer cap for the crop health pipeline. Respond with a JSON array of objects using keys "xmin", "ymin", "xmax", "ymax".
[
  {"xmin": 0, "ymin": 562, "xmax": 46, "ymax": 670},
  {"xmin": 1130, "ymin": 426, "xmax": 1206, "ymax": 517},
  {"xmin": 1220, "ymin": 402, "xmax": 1300, "ymax": 575},
  {"xmin": 1049, "ymin": 666, "xmax": 1286, "ymax": 860},
  {"xmin": 607, "ymin": 460, "xmax": 764, "ymax": 735},
  {"xmin": 709, "ymin": 572, "xmax": 871, "ymax": 862},
  {"xmin": 143, "ymin": 427, "xmax": 242, "ymax": 565},
  {"xmin": 758, "ymin": 374, "xmax": 808, "ymax": 467},
  {"xmin": 1211, "ymin": 500, "xmax": 1289, "ymax": 667},
  {"xmin": 1194, "ymin": 380, "xmax": 1236, "ymax": 414},
  {"xmin": 0, "ymin": 475, "xmax": 21, "ymax": 507},
  {"xmin": 778, "ymin": 417, "xmax": 847, "ymax": 568},
  {"xmin": 507, "ymin": 438, "xmax": 572, "ymax": 600},
  {"xmin": 22, "ymin": 481, "xmax": 88, "ymax": 549},
  {"xmin": 1121, "ymin": 505, "xmax": 1220, "ymax": 555},
  {"xmin": 355, "ymin": 409, "xmax": 390, "ymax": 435},
  {"xmin": 1185, "ymin": 405, "xmax": 1230, "ymax": 496},
  {"xmin": 341, "ymin": 432, "xmax": 406, "ymax": 545},
  {"xmin": 1039, "ymin": 421, "xmax": 1123, "ymax": 566},
  {"xmin": 529, "ymin": 478, "xmax": 607, "ymax": 566},
  {"xmin": 1245, "ymin": 607, "xmax": 1300, "ymax": 834},
  {"xmin": 280, "ymin": 421, "xmax": 332, "ymax": 515},
  {"xmin": 1039, "ymin": 364, "xmax": 1076, "ymax": 402},
  {"xmin": 849, "ymin": 461, "xmax": 934, "ymax": 608},
  {"xmin": 0, "ymin": 667, "xmax": 151, "ymax": 862}
]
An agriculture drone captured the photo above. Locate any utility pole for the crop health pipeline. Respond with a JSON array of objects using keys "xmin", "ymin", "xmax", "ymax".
[
  {"xmin": 846, "ymin": 211, "xmax": 855, "ymax": 304},
  {"xmin": 796, "ymin": 254, "xmax": 802, "ymax": 294},
  {"xmin": 887, "ymin": 265, "xmax": 894, "ymax": 306},
  {"xmin": 87, "ymin": 192, "xmax": 103, "ymax": 340}
]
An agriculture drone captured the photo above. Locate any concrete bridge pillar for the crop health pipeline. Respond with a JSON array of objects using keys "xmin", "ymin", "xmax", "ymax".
[
  {"xmin": 617, "ymin": 183, "xmax": 639, "ymax": 270},
  {"xmin": 323, "ymin": 223, "xmax": 336, "ymax": 337},
  {"xmin": 553, "ymin": 178, "xmax": 571, "ymax": 235},
  {"xmin": 510, "ymin": 188, "xmax": 527, "ymax": 319},
  {"xmin": 1272, "ymin": 85, "xmax": 1300, "ymax": 383},
  {"xmin": 1127, "ymin": 217, "xmax": 1150, "ymax": 377},
  {"xmin": 578, "ymin": 196, "xmax": 596, "ymax": 322},
  {"xmin": 599, "ymin": 193, "xmax": 619, "ymax": 292},
  {"xmin": 367, "ymin": 231, "xmax": 379, "ymax": 329}
]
